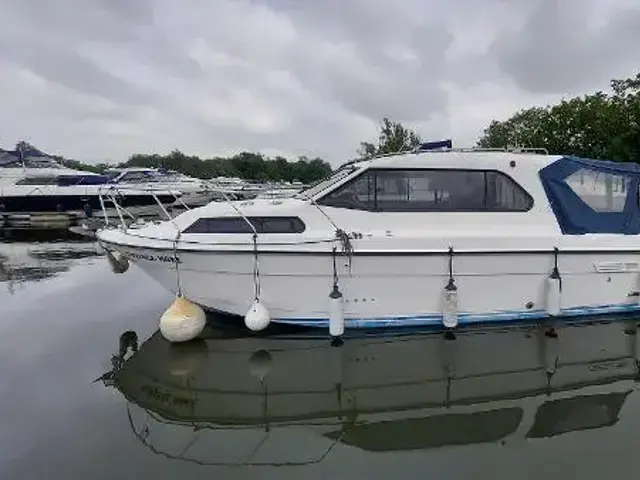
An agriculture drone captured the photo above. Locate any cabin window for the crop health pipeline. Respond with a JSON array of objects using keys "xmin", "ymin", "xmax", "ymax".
[
  {"xmin": 317, "ymin": 169, "xmax": 532, "ymax": 212},
  {"xmin": 316, "ymin": 171, "xmax": 375, "ymax": 210},
  {"xmin": 119, "ymin": 172, "xmax": 146, "ymax": 182},
  {"xmin": 564, "ymin": 168, "xmax": 629, "ymax": 213},
  {"xmin": 15, "ymin": 176, "xmax": 59, "ymax": 185},
  {"xmin": 182, "ymin": 216, "xmax": 306, "ymax": 234}
]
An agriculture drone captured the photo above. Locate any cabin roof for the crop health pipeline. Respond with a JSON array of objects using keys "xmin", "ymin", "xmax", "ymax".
[{"xmin": 359, "ymin": 150, "xmax": 562, "ymax": 170}]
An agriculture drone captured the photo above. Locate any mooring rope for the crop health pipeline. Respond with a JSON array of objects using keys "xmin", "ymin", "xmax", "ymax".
[
  {"xmin": 306, "ymin": 196, "xmax": 355, "ymax": 273},
  {"xmin": 252, "ymin": 232, "xmax": 261, "ymax": 301},
  {"xmin": 173, "ymin": 229, "xmax": 182, "ymax": 297},
  {"xmin": 331, "ymin": 246, "xmax": 339, "ymax": 289}
]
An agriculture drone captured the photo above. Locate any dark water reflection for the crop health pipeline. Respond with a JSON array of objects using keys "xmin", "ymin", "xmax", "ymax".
[{"xmin": 1, "ymin": 234, "xmax": 640, "ymax": 479}]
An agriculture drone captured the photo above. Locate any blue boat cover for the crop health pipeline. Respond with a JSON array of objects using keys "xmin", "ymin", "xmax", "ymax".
[
  {"xmin": 57, "ymin": 174, "xmax": 113, "ymax": 186},
  {"xmin": 418, "ymin": 139, "xmax": 453, "ymax": 151},
  {"xmin": 539, "ymin": 156, "xmax": 640, "ymax": 234}
]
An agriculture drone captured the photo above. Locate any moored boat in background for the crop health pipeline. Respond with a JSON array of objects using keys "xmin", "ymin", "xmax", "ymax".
[{"xmin": 0, "ymin": 145, "xmax": 182, "ymax": 228}]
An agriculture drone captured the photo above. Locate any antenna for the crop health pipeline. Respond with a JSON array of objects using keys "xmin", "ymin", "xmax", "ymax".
[{"xmin": 17, "ymin": 141, "xmax": 26, "ymax": 173}]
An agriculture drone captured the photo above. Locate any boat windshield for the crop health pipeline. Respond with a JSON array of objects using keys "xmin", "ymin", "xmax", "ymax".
[
  {"xmin": 0, "ymin": 151, "xmax": 20, "ymax": 167},
  {"xmin": 293, "ymin": 165, "xmax": 359, "ymax": 200}
]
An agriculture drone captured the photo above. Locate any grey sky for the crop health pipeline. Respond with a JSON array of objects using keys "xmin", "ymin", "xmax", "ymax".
[{"xmin": 0, "ymin": 0, "xmax": 638, "ymax": 165}]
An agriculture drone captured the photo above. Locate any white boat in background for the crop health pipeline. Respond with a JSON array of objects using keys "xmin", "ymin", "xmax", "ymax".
[
  {"xmin": 255, "ymin": 181, "xmax": 307, "ymax": 200},
  {"xmin": 96, "ymin": 142, "xmax": 640, "ymax": 332},
  {"xmin": 104, "ymin": 167, "xmax": 224, "ymax": 207},
  {"xmin": 208, "ymin": 176, "xmax": 249, "ymax": 199},
  {"xmin": 0, "ymin": 146, "xmax": 180, "ymax": 220},
  {"xmin": 102, "ymin": 319, "xmax": 639, "ymax": 464}
]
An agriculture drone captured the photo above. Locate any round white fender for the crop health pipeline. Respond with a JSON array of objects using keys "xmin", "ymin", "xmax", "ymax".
[
  {"xmin": 160, "ymin": 296, "xmax": 207, "ymax": 343},
  {"xmin": 244, "ymin": 300, "xmax": 271, "ymax": 332}
]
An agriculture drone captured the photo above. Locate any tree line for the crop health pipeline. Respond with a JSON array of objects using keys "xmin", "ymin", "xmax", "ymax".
[
  {"xmin": 477, "ymin": 72, "xmax": 640, "ymax": 161},
  {"xmin": 122, "ymin": 151, "xmax": 332, "ymax": 184}
]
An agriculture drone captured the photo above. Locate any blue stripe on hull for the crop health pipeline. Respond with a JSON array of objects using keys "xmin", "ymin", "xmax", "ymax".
[{"xmin": 219, "ymin": 303, "xmax": 640, "ymax": 329}]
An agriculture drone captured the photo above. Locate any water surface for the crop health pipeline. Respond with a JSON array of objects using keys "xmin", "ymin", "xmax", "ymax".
[{"xmin": 1, "ymin": 235, "xmax": 639, "ymax": 479}]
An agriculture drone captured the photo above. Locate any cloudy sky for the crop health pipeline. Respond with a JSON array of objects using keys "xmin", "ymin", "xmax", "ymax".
[{"xmin": 0, "ymin": 0, "xmax": 639, "ymax": 166}]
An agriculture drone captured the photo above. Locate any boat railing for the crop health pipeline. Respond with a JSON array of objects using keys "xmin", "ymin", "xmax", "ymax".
[
  {"xmin": 125, "ymin": 403, "xmax": 346, "ymax": 468},
  {"xmin": 410, "ymin": 146, "xmax": 549, "ymax": 155},
  {"xmin": 97, "ymin": 186, "xmax": 186, "ymax": 230},
  {"xmin": 96, "ymin": 184, "xmax": 253, "ymax": 232},
  {"xmin": 341, "ymin": 145, "xmax": 550, "ymax": 165}
]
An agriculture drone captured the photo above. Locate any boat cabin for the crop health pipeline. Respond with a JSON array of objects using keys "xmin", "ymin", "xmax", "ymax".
[
  {"xmin": 104, "ymin": 168, "xmax": 165, "ymax": 184},
  {"xmin": 289, "ymin": 149, "xmax": 640, "ymax": 236},
  {"xmin": 112, "ymin": 147, "xmax": 640, "ymax": 241}
]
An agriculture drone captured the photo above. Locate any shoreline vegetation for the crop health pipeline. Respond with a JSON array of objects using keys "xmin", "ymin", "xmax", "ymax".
[{"xmin": 3, "ymin": 72, "xmax": 639, "ymax": 184}]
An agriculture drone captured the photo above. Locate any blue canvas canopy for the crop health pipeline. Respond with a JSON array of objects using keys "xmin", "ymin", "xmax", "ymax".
[
  {"xmin": 539, "ymin": 156, "xmax": 640, "ymax": 234},
  {"xmin": 56, "ymin": 174, "xmax": 113, "ymax": 186}
]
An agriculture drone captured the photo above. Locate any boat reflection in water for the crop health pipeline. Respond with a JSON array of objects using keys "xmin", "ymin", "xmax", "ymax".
[
  {"xmin": 101, "ymin": 318, "xmax": 640, "ymax": 466},
  {"xmin": 0, "ymin": 233, "xmax": 102, "ymax": 293}
]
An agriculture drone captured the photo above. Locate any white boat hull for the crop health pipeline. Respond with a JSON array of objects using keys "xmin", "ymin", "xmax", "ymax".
[
  {"xmin": 105, "ymin": 242, "xmax": 640, "ymax": 328},
  {"xmin": 94, "ymin": 149, "xmax": 640, "ymax": 330}
]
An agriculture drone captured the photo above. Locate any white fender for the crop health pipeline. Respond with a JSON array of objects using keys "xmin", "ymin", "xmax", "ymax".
[
  {"xmin": 160, "ymin": 296, "xmax": 207, "ymax": 343},
  {"xmin": 244, "ymin": 300, "xmax": 271, "ymax": 332}
]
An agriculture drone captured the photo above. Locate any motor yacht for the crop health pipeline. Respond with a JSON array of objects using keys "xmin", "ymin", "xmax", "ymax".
[
  {"xmin": 96, "ymin": 144, "xmax": 640, "ymax": 331},
  {"xmin": 104, "ymin": 167, "xmax": 223, "ymax": 207},
  {"xmin": 0, "ymin": 147, "xmax": 180, "ymax": 219}
]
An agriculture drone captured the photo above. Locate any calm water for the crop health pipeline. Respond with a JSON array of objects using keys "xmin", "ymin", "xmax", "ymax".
[{"xmin": 1, "ymin": 233, "xmax": 640, "ymax": 480}]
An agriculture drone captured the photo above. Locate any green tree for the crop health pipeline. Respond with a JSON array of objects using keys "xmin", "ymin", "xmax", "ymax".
[
  {"xmin": 357, "ymin": 117, "xmax": 422, "ymax": 159},
  {"xmin": 121, "ymin": 150, "xmax": 332, "ymax": 183},
  {"xmin": 477, "ymin": 72, "xmax": 640, "ymax": 161}
]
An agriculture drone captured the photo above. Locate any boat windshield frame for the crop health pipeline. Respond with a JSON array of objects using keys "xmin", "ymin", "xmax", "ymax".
[{"xmin": 293, "ymin": 164, "xmax": 361, "ymax": 200}]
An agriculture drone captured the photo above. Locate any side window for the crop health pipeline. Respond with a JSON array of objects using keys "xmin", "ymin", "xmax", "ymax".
[
  {"xmin": 119, "ymin": 172, "xmax": 150, "ymax": 183},
  {"xmin": 565, "ymin": 168, "xmax": 629, "ymax": 212},
  {"xmin": 317, "ymin": 171, "xmax": 375, "ymax": 210},
  {"xmin": 317, "ymin": 169, "xmax": 532, "ymax": 212},
  {"xmin": 375, "ymin": 170, "xmax": 487, "ymax": 211},
  {"xmin": 485, "ymin": 171, "xmax": 533, "ymax": 211},
  {"xmin": 182, "ymin": 216, "xmax": 306, "ymax": 234},
  {"xmin": 16, "ymin": 176, "xmax": 58, "ymax": 185},
  {"xmin": 250, "ymin": 217, "xmax": 306, "ymax": 234}
]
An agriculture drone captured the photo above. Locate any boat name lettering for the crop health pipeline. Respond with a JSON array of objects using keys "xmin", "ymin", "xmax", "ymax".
[
  {"xmin": 588, "ymin": 360, "xmax": 628, "ymax": 371},
  {"xmin": 126, "ymin": 252, "xmax": 181, "ymax": 263},
  {"xmin": 140, "ymin": 385, "xmax": 196, "ymax": 408}
]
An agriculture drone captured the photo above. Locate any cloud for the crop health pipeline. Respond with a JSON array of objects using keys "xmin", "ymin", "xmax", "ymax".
[
  {"xmin": 0, "ymin": 0, "xmax": 638, "ymax": 165},
  {"xmin": 490, "ymin": 0, "xmax": 640, "ymax": 95}
]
